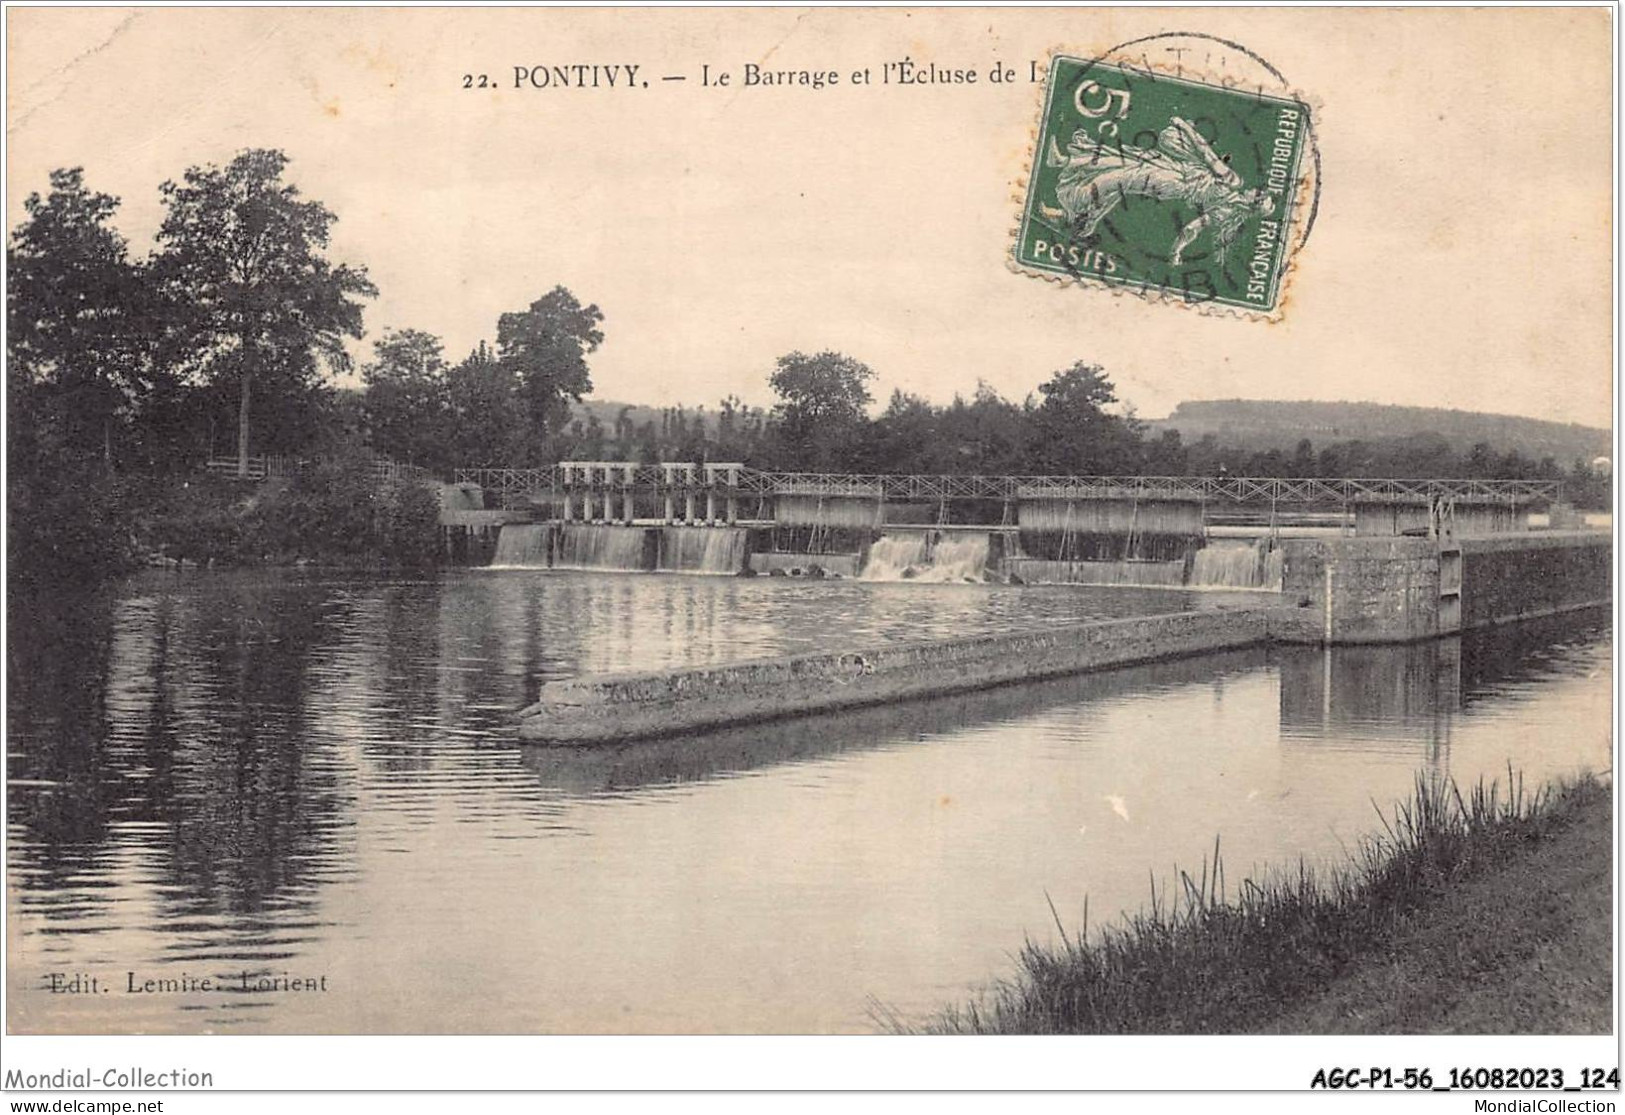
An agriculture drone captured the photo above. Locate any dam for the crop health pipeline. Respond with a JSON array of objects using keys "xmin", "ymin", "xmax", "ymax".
[{"xmin": 436, "ymin": 463, "xmax": 1607, "ymax": 743}]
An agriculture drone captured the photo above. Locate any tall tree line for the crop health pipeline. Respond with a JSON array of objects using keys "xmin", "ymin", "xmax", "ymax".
[{"xmin": 8, "ymin": 151, "xmax": 606, "ymax": 583}]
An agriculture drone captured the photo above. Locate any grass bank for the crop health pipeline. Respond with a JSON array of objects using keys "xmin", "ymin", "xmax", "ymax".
[{"xmin": 919, "ymin": 771, "xmax": 1611, "ymax": 1034}]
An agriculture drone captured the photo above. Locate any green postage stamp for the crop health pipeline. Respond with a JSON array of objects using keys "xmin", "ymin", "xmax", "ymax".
[{"xmin": 1013, "ymin": 54, "xmax": 1313, "ymax": 315}]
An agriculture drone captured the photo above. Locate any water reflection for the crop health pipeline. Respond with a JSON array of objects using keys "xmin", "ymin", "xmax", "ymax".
[
  {"xmin": 1279, "ymin": 608, "xmax": 1611, "ymax": 750},
  {"xmin": 517, "ymin": 647, "xmax": 1272, "ymax": 795},
  {"xmin": 1279, "ymin": 639, "xmax": 1462, "ymax": 751},
  {"xmin": 6, "ymin": 572, "xmax": 1611, "ymax": 1034}
]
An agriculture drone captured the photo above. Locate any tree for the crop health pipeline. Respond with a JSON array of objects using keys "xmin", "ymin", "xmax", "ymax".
[
  {"xmin": 1567, "ymin": 458, "xmax": 1609, "ymax": 509},
  {"xmin": 767, "ymin": 350, "xmax": 875, "ymax": 467},
  {"xmin": 715, "ymin": 394, "xmax": 768, "ymax": 463},
  {"xmin": 362, "ymin": 328, "xmax": 452, "ymax": 470},
  {"xmin": 8, "ymin": 168, "xmax": 151, "ymax": 461},
  {"xmin": 863, "ymin": 389, "xmax": 940, "ymax": 472},
  {"xmin": 950, "ymin": 381, "xmax": 1029, "ymax": 474},
  {"xmin": 673, "ymin": 404, "xmax": 710, "ymax": 461},
  {"xmin": 614, "ymin": 405, "xmax": 636, "ymax": 452},
  {"xmin": 1025, "ymin": 361, "xmax": 1144, "ymax": 474},
  {"xmin": 578, "ymin": 412, "xmax": 607, "ymax": 460},
  {"xmin": 1291, "ymin": 438, "xmax": 1317, "ymax": 477},
  {"xmin": 445, "ymin": 341, "xmax": 516, "ymax": 468},
  {"xmin": 1035, "ymin": 360, "xmax": 1116, "ymax": 413},
  {"xmin": 496, "ymin": 286, "xmax": 604, "ymax": 456},
  {"xmin": 1144, "ymin": 429, "xmax": 1190, "ymax": 476},
  {"xmin": 7, "ymin": 168, "xmax": 154, "ymax": 586},
  {"xmin": 634, "ymin": 420, "xmax": 662, "ymax": 464},
  {"xmin": 153, "ymin": 149, "xmax": 375, "ymax": 476}
]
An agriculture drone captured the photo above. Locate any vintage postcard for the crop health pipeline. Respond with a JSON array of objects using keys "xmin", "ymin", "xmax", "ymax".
[{"xmin": 3, "ymin": 4, "xmax": 1614, "ymax": 1097}]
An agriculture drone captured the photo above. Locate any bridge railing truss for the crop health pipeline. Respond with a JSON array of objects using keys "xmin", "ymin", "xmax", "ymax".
[{"xmin": 450, "ymin": 467, "xmax": 1561, "ymax": 507}]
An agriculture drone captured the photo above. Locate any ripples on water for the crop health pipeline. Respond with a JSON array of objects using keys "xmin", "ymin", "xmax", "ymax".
[{"xmin": 6, "ymin": 569, "xmax": 1612, "ymax": 1033}]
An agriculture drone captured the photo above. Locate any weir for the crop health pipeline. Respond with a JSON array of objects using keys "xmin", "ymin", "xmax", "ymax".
[
  {"xmin": 1003, "ymin": 558, "xmax": 1189, "ymax": 587},
  {"xmin": 1189, "ymin": 537, "xmax": 1286, "ymax": 590},
  {"xmin": 459, "ymin": 467, "xmax": 1607, "ymax": 744},
  {"xmin": 487, "ymin": 519, "xmax": 1293, "ymax": 588},
  {"xmin": 461, "ymin": 465, "xmax": 1603, "ymax": 642},
  {"xmin": 859, "ymin": 531, "xmax": 993, "ymax": 583},
  {"xmin": 488, "ymin": 523, "xmax": 755, "ymax": 574},
  {"xmin": 658, "ymin": 527, "xmax": 751, "ymax": 574},
  {"xmin": 490, "ymin": 523, "xmax": 551, "ymax": 568},
  {"xmin": 554, "ymin": 524, "xmax": 655, "ymax": 571}
]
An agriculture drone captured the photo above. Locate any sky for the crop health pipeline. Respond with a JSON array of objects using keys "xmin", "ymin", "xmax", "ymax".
[{"xmin": 6, "ymin": 6, "xmax": 1614, "ymax": 428}]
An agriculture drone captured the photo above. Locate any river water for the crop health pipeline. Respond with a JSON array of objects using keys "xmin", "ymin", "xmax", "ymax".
[{"xmin": 6, "ymin": 569, "xmax": 1612, "ymax": 1034}]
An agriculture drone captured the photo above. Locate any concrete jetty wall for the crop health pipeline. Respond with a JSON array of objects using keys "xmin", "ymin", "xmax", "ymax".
[
  {"xmin": 1457, "ymin": 532, "xmax": 1611, "ymax": 628},
  {"xmin": 511, "ymin": 530, "xmax": 1607, "ymax": 744},
  {"xmin": 517, "ymin": 608, "xmax": 1269, "ymax": 744},
  {"xmin": 1272, "ymin": 532, "xmax": 1611, "ymax": 644}
]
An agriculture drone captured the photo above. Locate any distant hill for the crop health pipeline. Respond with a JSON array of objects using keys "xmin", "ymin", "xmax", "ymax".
[{"xmin": 1148, "ymin": 400, "xmax": 1611, "ymax": 465}]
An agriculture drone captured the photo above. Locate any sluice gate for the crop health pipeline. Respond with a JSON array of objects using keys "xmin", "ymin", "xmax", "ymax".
[
  {"xmin": 453, "ymin": 464, "xmax": 1563, "ymax": 589},
  {"xmin": 488, "ymin": 523, "xmax": 753, "ymax": 575}
]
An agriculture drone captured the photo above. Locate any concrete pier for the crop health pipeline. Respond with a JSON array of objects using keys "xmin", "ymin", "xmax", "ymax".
[
  {"xmin": 513, "ymin": 529, "xmax": 1609, "ymax": 744},
  {"xmin": 1269, "ymin": 531, "xmax": 1610, "ymax": 644},
  {"xmin": 1458, "ymin": 532, "xmax": 1613, "ymax": 629},
  {"xmin": 517, "ymin": 609, "xmax": 1270, "ymax": 744}
]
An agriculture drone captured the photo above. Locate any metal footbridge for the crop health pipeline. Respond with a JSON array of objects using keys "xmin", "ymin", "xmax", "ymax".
[{"xmin": 451, "ymin": 464, "xmax": 1561, "ymax": 510}]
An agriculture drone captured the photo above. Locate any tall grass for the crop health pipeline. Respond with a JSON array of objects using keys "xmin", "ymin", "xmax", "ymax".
[{"xmin": 916, "ymin": 769, "xmax": 1605, "ymax": 1034}]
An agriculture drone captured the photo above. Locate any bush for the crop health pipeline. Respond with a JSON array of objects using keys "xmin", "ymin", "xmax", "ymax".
[
  {"xmin": 141, "ymin": 474, "xmax": 254, "ymax": 565},
  {"xmin": 8, "ymin": 450, "xmax": 142, "ymax": 587},
  {"xmin": 377, "ymin": 478, "xmax": 441, "ymax": 568},
  {"xmin": 273, "ymin": 459, "xmax": 385, "ymax": 560},
  {"xmin": 135, "ymin": 461, "xmax": 441, "ymax": 569}
]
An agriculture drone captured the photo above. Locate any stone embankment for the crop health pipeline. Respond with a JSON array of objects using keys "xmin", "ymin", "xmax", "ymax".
[
  {"xmin": 516, "ymin": 531, "xmax": 1611, "ymax": 745},
  {"xmin": 517, "ymin": 609, "xmax": 1269, "ymax": 744}
]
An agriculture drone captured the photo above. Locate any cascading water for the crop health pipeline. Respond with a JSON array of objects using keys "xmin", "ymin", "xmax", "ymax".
[
  {"xmin": 491, "ymin": 521, "xmax": 1282, "ymax": 587},
  {"xmin": 553, "ymin": 525, "xmax": 651, "ymax": 572},
  {"xmin": 490, "ymin": 524, "xmax": 550, "ymax": 568},
  {"xmin": 860, "ymin": 532, "xmax": 991, "ymax": 582},
  {"xmin": 922, "ymin": 534, "xmax": 992, "ymax": 582},
  {"xmin": 859, "ymin": 534, "xmax": 929, "ymax": 580},
  {"xmin": 659, "ymin": 527, "xmax": 749, "ymax": 574},
  {"xmin": 1187, "ymin": 537, "xmax": 1284, "ymax": 590}
]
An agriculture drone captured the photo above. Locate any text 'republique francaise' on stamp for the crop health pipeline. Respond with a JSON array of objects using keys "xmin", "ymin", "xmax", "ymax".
[{"xmin": 1012, "ymin": 40, "xmax": 1318, "ymax": 318}]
